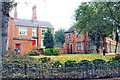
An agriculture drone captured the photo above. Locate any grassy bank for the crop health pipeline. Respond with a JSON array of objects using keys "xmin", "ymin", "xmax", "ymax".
[{"xmin": 31, "ymin": 54, "xmax": 117, "ymax": 64}]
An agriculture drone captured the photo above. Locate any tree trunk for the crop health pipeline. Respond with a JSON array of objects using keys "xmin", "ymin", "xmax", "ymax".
[
  {"xmin": 1, "ymin": 7, "xmax": 9, "ymax": 57},
  {"xmin": 0, "ymin": 2, "xmax": 2, "ymax": 80},
  {"xmin": 114, "ymin": 31, "xmax": 119, "ymax": 53},
  {"xmin": 114, "ymin": 41, "xmax": 118, "ymax": 53},
  {"xmin": 103, "ymin": 38, "xmax": 105, "ymax": 56}
]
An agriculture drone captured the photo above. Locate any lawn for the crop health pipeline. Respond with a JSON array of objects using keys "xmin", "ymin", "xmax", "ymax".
[{"xmin": 31, "ymin": 54, "xmax": 117, "ymax": 64}]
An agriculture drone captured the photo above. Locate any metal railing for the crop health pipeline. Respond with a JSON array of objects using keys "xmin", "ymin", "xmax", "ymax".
[{"xmin": 2, "ymin": 62, "xmax": 120, "ymax": 79}]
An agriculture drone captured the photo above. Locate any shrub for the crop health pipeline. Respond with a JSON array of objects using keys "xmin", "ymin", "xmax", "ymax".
[
  {"xmin": 52, "ymin": 61, "xmax": 63, "ymax": 68},
  {"xmin": 80, "ymin": 60, "xmax": 92, "ymax": 67},
  {"xmin": 65, "ymin": 60, "xmax": 76, "ymax": 67},
  {"xmin": 44, "ymin": 48, "xmax": 53, "ymax": 55},
  {"xmin": 92, "ymin": 59, "xmax": 106, "ymax": 65},
  {"xmin": 28, "ymin": 51, "xmax": 39, "ymax": 56},
  {"xmin": 53, "ymin": 48, "xmax": 60, "ymax": 55},
  {"xmin": 38, "ymin": 57, "xmax": 51, "ymax": 63}
]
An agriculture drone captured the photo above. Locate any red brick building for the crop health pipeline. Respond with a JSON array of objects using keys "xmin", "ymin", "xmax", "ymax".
[
  {"xmin": 58, "ymin": 27, "xmax": 120, "ymax": 54},
  {"xmin": 7, "ymin": 5, "xmax": 54, "ymax": 54}
]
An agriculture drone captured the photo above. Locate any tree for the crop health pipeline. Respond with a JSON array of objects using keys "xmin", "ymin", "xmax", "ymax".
[
  {"xmin": 74, "ymin": 2, "xmax": 114, "ymax": 55},
  {"xmin": 0, "ymin": 1, "xmax": 16, "ymax": 57},
  {"xmin": 55, "ymin": 28, "xmax": 65, "ymax": 47},
  {"xmin": 43, "ymin": 28, "xmax": 54, "ymax": 48}
]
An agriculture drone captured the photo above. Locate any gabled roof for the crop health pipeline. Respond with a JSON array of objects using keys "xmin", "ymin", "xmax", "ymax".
[
  {"xmin": 14, "ymin": 19, "xmax": 54, "ymax": 28},
  {"xmin": 64, "ymin": 27, "xmax": 74, "ymax": 33}
]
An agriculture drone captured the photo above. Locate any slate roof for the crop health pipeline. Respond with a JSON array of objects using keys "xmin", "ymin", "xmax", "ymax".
[
  {"xmin": 64, "ymin": 27, "xmax": 74, "ymax": 33},
  {"xmin": 14, "ymin": 19, "xmax": 54, "ymax": 28}
]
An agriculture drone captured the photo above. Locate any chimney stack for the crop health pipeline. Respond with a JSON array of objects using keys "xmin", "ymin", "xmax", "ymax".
[
  {"xmin": 32, "ymin": 5, "xmax": 37, "ymax": 23},
  {"xmin": 14, "ymin": 6, "xmax": 17, "ymax": 20}
]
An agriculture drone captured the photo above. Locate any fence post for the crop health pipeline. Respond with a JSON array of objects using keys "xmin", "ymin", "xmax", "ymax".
[
  {"xmin": 86, "ymin": 62, "xmax": 89, "ymax": 79},
  {"xmin": 25, "ymin": 63, "xmax": 27, "ymax": 75}
]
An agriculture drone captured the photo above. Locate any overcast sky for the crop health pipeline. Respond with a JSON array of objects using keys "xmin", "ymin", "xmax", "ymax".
[{"xmin": 10, "ymin": 0, "xmax": 90, "ymax": 31}]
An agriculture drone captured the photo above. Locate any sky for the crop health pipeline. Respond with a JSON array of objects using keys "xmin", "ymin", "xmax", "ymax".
[{"xmin": 10, "ymin": 0, "xmax": 90, "ymax": 31}]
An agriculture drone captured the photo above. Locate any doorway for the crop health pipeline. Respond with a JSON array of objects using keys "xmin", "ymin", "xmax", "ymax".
[
  {"xmin": 70, "ymin": 44, "xmax": 72, "ymax": 54},
  {"xmin": 15, "ymin": 44, "xmax": 21, "ymax": 55}
]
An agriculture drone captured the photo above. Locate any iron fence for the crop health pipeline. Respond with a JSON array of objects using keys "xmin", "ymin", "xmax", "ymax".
[{"xmin": 2, "ymin": 62, "xmax": 120, "ymax": 79}]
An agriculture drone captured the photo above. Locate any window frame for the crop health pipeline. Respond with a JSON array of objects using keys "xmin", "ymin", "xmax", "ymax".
[
  {"xmin": 18, "ymin": 27, "xmax": 27, "ymax": 35},
  {"xmin": 68, "ymin": 34, "xmax": 71, "ymax": 38},
  {"xmin": 41, "ymin": 29, "xmax": 46, "ymax": 36},
  {"xmin": 76, "ymin": 42, "xmax": 82, "ymax": 51},
  {"xmin": 32, "ymin": 28, "xmax": 36, "ymax": 36},
  {"xmin": 87, "ymin": 42, "xmax": 94, "ymax": 50}
]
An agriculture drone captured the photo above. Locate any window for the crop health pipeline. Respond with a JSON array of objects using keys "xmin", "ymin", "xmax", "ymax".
[
  {"xmin": 41, "ymin": 30, "xmax": 46, "ymax": 36},
  {"xmin": 32, "ymin": 28, "xmax": 36, "ymax": 36},
  {"xmin": 68, "ymin": 34, "xmax": 71, "ymax": 38},
  {"xmin": 88, "ymin": 42, "xmax": 94, "ymax": 50},
  {"xmin": 19, "ymin": 28, "xmax": 27, "ymax": 35},
  {"xmin": 77, "ymin": 33, "xmax": 81, "ymax": 38},
  {"xmin": 76, "ymin": 42, "xmax": 82, "ymax": 50},
  {"xmin": 41, "ymin": 39, "xmax": 45, "ymax": 48}
]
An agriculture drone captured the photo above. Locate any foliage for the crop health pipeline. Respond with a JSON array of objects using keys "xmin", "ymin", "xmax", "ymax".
[
  {"xmin": 92, "ymin": 59, "xmax": 106, "ymax": 65},
  {"xmin": 2, "ymin": 1, "xmax": 17, "ymax": 15},
  {"xmin": 44, "ymin": 48, "xmax": 59, "ymax": 56},
  {"xmin": 44, "ymin": 48, "xmax": 53, "ymax": 56},
  {"xmin": 65, "ymin": 60, "xmax": 76, "ymax": 67},
  {"xmin": 28, "ymin": 51, "xmax": 39, "ymax": 56},
  {"xmin": 74, "ymin": 2, "xmax": 118, "ymax": 54},
  {"xmin": 43, "ymin": 28, "xmax": 54, "ymax": 48},
  {"xmin": 80, "ymin": 60, "xmax": 92, "ymax": 67},
  {"xmin": 52, "ymin": 61, "xmax": 63, "ymax": 68},
  {"xmin": 53, "ymin": 48, "xmax": 60, "ymax": 56},
  {"xmin": 55, "ymin": 28, "xmax": 65, "ymax": 46},
  {"xmin": 54, "ymin": 42, "xmax": 63, "ymax": 47},
  {"xmin": 38, "ymin": 57, "xmax": 51, "ymax": 63}
]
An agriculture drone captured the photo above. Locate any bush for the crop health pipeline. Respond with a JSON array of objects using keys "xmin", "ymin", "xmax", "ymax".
[
  {"xmin": 38, "ymin": 57, "xmax": 51, "ymax": 63},
  {"xmin": 53, "ymin": 48, "xmax": 60, "ymax": 55},
  {"xmin": 92, "ymin": 59, "xmax": 106, "ymax": 65},
  {"xmin": 44, "ymin": 48, "xmax": 59, "ymax": 56},
  {"xmin": 52, "ymin": 61, "xmax": 63, "ymax": 68},
  {"xmin": 44, "ymin": 48, "xmax": 53, "ymax": 55},
  {"xmin": 80, "ymin": 60, "xmax": 92, "ymax": 67},
  {"xmin": 65, "ymin": 60, "xmax": 76, "ymax": 67},
  {"xmin": 28, "ymin": 51, "xmax": 39, "ymax": 56}
]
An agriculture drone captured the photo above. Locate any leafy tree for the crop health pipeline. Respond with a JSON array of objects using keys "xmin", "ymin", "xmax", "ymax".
[
  {"xmin": 55, "ymin": 28, "xmax": 65, "ymax": 47},
  {"xmin": 74, "ymin": 2, "xmax": 114, "ymax": 55},
  {"xmin": 43, "ymin": 28, "xmax": 54, "ymax": 48}
]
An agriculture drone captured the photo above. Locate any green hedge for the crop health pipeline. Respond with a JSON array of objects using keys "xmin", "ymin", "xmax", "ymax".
[{"xmin": 44, "ymin": 48, "xmax": 59, "ymax": 56}]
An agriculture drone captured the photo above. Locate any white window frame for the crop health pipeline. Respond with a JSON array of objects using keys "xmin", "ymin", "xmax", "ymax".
[
  {"xmin": 41, "ymin": 29, "xmax": 47, "ymax": 36},
  {"xmin": 18, "ymin": 27, "xmax": 27, "ymax": 35},
  {"xmin": 41, "ymin": 39, "xmax": 45, "ymax": 48},
  {"xmin": 32, "ymin": 28, "xmax": 36, "ymax": 36},
  {"xmin": 76, "ymin": 42, "xmax": 82, "ymax": 51}
]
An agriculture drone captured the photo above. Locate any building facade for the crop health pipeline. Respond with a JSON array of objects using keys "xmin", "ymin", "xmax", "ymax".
[
  {"xmin": 63, "ymin": 27, "xmax": 120, "ymax": 54},
  {"xmin": 7, "ymin": 5, "xmax": 54, "ymax": 54}
]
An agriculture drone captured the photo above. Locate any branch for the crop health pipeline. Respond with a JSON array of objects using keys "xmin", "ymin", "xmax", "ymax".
[{"xmin": 108, "ymin": 7, "xmax": 119, "ymax": 24}]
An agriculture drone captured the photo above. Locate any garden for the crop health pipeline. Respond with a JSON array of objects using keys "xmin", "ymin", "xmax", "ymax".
[{"xmin": 1, "ymin": 52, "xmax": 120, "ymax": 79}]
